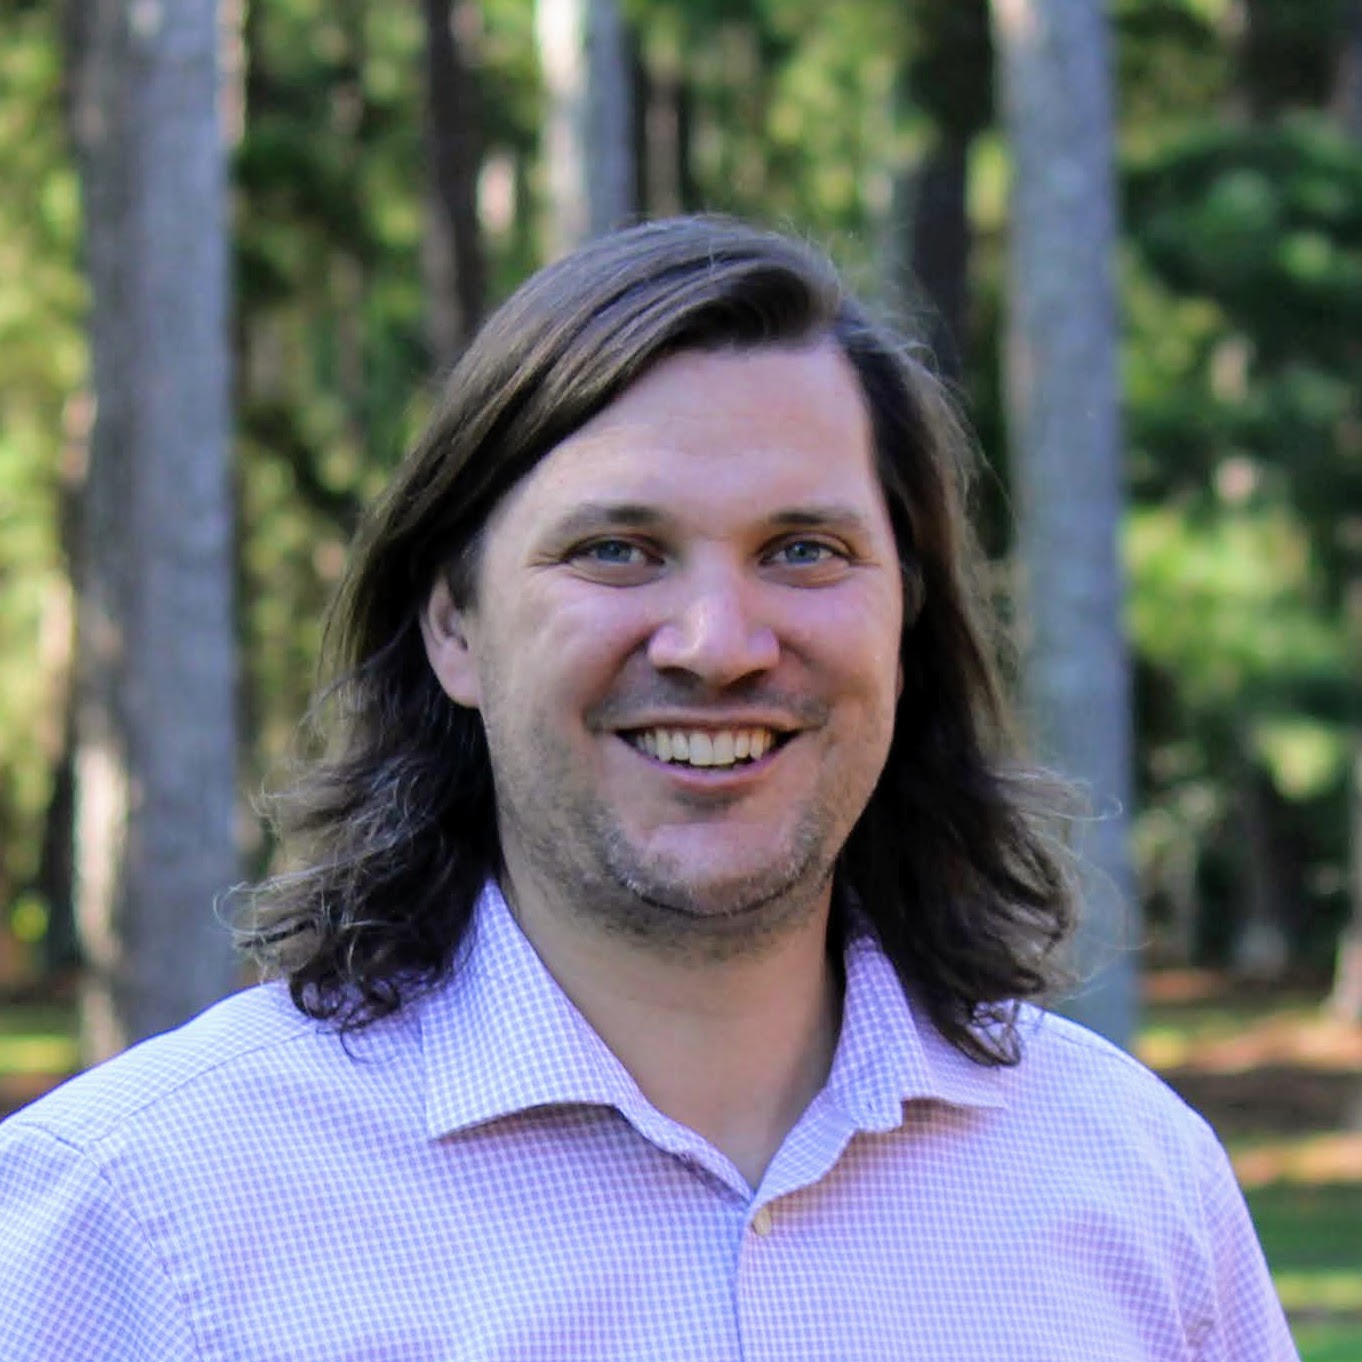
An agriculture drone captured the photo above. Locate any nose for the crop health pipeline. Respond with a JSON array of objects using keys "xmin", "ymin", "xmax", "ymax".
[{"xmin": 646, "ymin": 563, "xmax": 780, "ymax": 685}]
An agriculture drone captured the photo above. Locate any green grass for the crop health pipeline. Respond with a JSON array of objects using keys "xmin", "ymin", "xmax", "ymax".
[
  {"xmin": 0, "ymin": 1002, "xmax": 77, "ymax": 1076},
  {"xmin": 1289, "ymin": 1328, "xmax": 1362, "ymax": 1362},
  {"xmin": 1246, "ymin": 1184, "xmax": 1362, "ymax": 1361}
]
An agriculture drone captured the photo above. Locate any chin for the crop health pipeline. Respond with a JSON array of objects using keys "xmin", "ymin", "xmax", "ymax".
[
  {"xmin": 609, "ymin": 850, "xmax": 828, "ymax": 927},
  {"xmin": 595, "ymin": 809, "xmax": 836, "ymax": 927}
]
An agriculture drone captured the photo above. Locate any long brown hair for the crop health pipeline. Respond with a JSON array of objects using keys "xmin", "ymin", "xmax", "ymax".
[{"xmin": 238, "ymin": 217, "xmax": 1077, "ymax": 1065}]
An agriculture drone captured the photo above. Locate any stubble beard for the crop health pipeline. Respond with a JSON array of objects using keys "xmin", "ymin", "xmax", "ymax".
[
  {"xmin": 492, "ymin": 747, "xmax": 851, "ymax": 965},
  {"xmin": 590, "ymin": 811, "xmax": 837, "ymax": 961}
]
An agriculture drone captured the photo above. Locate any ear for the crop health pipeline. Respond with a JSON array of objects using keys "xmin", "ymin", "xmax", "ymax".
[{"xmin": 420, "ymin": 576, "xmax": 483, "ymax": 709}]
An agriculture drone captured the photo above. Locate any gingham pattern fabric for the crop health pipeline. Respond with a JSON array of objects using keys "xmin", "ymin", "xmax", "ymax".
[{"xmin": 1, "ymin": 882, "xmax": 1297, "ymax": 1360}]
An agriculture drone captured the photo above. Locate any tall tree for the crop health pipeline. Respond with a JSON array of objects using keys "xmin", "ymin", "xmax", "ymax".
[
  {"xmin": 536, "ymin": 0, "xmax": 635, "ymax": 255},
  {"xmin": 892, "ymin": 0, "xmax": 993, "ymax": 378},
  {"xmin": 1332, "ymin": 693, "xmax": 1362, "ymax": 1021},
  {"xmin": 1338, "ymin": 0, "xmax": 1362, "ymax": 137},
  {"xmin": 992, "ymin": 0, "xmax": 1138, "ymax": 1045},
  {"xmin": 1332, "ymin": 8, "xmax": 1362, "ymax": 1016},
  {"xmin": 421, "ymin": 0, "xmax": 487, "ymax": 367},
  {"xmin": 66, "ymin": 0, "xmax": 238, "ymax": 1060},
  {"xmin": 635, "ymin": 30, "xmax": 695, "ymax": 219}
]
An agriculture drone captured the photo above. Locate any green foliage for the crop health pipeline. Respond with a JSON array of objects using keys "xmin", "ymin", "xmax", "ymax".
[
  {"xmin": 0, "ymin": 4, "xmax": 82, "ymax": 909},
  {"xmin": 1121, "ymin": 101, "xmax": 1362, "ymax": 955},
  {"xmin": 1128, "ymin": 120, "xmax": 1362, "ymax": 369},
  {"xmin": 1129, "ymin": 503, "xmax": 1347, "ymax": 715},
  {"xmin": 1115, "ymin": 0, "xmax": 1228, "ymax": 150}
]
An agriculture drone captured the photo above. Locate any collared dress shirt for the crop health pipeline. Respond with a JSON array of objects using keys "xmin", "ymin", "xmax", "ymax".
[{"xmin": 1, "ymin": 883, "xmax": 1297, "ymax": 1360}]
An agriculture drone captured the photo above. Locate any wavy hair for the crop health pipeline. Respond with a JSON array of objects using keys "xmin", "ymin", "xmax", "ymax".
[{"xmin": 238, "ymin": 216, "xmax": 1078, "ymax": 1065}]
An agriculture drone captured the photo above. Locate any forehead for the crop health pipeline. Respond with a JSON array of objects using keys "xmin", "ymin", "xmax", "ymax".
[{"xmin": 489, "ymin": 343, "xmax": 889, "ymax": 535}]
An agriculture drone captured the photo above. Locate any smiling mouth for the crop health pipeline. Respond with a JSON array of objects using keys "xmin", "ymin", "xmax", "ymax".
[{"xmin": 623, "ymin": 726, "xmax": 787, "ymax": 770}]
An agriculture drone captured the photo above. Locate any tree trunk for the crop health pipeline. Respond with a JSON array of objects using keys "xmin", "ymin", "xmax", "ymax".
[
  {"xmin": 907, "ymin": 131, "xmax": 971, "ymax": 380},
  {"xmin": 421, "ymin": 0, "xmax": 486, "ymax": 368},
  {"xmin": 1334, "ymin": 0, "xmax": 1362, "ymax": 137},
  {"xmin": 536, "ymin": 0, "xmax": 635, "ymax": 256},
  {"xmin": 1328, "ymin": 734, "xmax": 1362, "ymax": 1019},
  {"xmin": 637, "ymin": 43, "xmax": 693, "ymax": 217},
  {"xmin": 68, "ymin": 0, "xmax": 239, "ymax": 1062},
  {"xmin": 887, "ymin": 0, "xmax": 991, "ymax": 377},
  {"xmin": 992, "ymin": 0, "xmax": 1139, "ymax": 1047},
  {"xmin": 1230, "ymin": 754, "xmax": 1290, "ymax": 977},
  {"xmin": 1327, "ymin": 6, "xmax": 1362, "ymax": 1023},
  {"xmin": 1329, "ymin": 577, "xmax": 1362, "ymax": 1020}
]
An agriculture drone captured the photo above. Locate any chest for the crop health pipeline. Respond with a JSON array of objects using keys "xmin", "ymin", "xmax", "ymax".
[{"xmin": 164, "ymin": 1118, "xmax": 1205, "ymax": 1362}]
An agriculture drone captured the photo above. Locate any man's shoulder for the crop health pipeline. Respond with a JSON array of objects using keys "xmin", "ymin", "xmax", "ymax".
[
  {"xmin": 1007, "ymin": 1002, "xmax": 1218, "ymax": 1154},
  {"xmin": 1015, "ymin": 1003, "xmax": 1178, "ymax": 1087},
  {"xmin": 2, "ymin": 983, "xmax": 415, "ymax": 1158}
]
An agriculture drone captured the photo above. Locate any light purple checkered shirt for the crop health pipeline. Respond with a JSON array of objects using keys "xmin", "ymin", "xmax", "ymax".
[{"xmin": 1, "ymin": 882, "xmax": 1297, "ymax": 1359}]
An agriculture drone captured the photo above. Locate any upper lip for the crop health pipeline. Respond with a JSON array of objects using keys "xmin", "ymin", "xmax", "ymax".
[{"xmin": 611, "ymin": 714, "xmax": 803, "ymax": 734}]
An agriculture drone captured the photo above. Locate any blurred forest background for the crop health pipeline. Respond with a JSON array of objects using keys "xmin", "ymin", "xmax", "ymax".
[
  {"xmin": 4, "ymin": 2, "xmax": 1362, "ymax": 1349},
  {"xmin": 1, "ymin": 0, "xmax": 1361, "ymax": 1063}
]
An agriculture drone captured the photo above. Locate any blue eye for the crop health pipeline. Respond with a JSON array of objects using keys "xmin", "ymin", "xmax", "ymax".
[
  {"xmin": 568, "ymin": 539, "xmax": 664, "ymax": 579},
  {"xmin": 581, "ymin": 539, "xmax": 647, "ymax": 565},
  {"xmin": 773, "ymin": 540, "xmax": 838, "ymax": 565}
]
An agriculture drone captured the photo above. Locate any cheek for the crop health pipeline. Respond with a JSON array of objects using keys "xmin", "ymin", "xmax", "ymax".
[
  {"xmin": 789, "ymin": 592, "xmax": 902, "ymax": 679},
  {"xmin": 500, "ymin": 593, "xmax": 651, "ymax": 711},
  {"xmin": 546, "ymin": 588, "xmax": 656, "ymax": 655}
]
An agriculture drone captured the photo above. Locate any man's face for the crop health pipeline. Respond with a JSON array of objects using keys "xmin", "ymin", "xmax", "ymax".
[{"xmin": 423, "ymin": 343, "xmax": 904, "ymax": 953}]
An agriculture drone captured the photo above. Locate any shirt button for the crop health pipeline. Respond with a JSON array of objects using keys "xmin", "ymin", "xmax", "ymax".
[{"xmin": 750, "ymin": 1205, "xmax": 773, "ymax": 1237}]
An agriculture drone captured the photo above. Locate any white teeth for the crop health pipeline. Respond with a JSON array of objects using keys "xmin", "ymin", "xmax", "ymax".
[{"xmin": 630, "ymin": 726, "xmax": 779, "ymax": 768}]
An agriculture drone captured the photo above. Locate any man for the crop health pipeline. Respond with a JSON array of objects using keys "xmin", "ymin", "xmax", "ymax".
[{"xmin": 2, "ymin": 218, "xmax": 1296, "ymax": 1359}]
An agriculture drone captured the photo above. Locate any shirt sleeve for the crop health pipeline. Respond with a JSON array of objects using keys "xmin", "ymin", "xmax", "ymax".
[
  {"xmin": 1194, "ymin": 1125, "xmax": 1300, "ymax": 1362},
  {"xmin": 0, "ymin": 1119, "xmax": 199, "ymax": 1361}
]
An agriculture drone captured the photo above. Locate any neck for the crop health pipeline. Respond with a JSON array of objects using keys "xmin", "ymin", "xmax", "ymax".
[{"xmin": 503, "ymin": 875, "xmax": 843, "ymax": 1190}]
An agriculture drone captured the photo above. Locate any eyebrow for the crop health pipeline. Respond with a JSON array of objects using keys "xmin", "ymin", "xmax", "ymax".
[
  {"xmin": 764, "ymin": 504, "xmax": 880, "ymax": 537},
  {"xmin": 542, "ymin": 503, "xmax": 668, "ymax": 543},
  {"xmin": 544, "ymin": 501, "xmax": 879, "ymax": 541}
]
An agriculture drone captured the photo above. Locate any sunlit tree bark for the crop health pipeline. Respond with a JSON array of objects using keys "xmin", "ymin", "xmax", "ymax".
[
  {"xmin": 67, "ymin": 0, "xmax": 238, "ymax": 1061},
  {"xmin": 992, "ymin": 0, "xmax": 1138, "ymax": 1047},
  {"xmin": 536, "ymin": 0, "xmax": 634, "ymax": 256}
]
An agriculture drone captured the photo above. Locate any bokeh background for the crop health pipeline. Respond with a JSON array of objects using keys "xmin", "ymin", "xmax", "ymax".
[{"xmin": 1, "ymin": 1, "xmax": 1359, "ymax": 1353}]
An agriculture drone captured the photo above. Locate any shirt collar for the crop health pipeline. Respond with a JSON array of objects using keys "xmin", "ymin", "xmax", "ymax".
[
  {"xmin": 421, "ymin": 882, "xmax": 645, "ymax": 1139},
  {"xmin": 822, "ymin": 929, "xmax": 1008, "ymax": 1131},
  {"xmin": 421, "ymin": 881, "xmax": 1007, "ymax": 1142}
]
